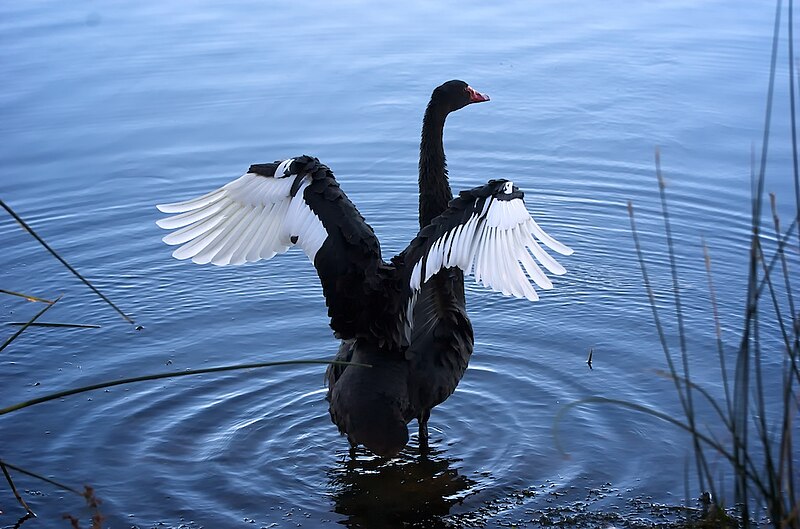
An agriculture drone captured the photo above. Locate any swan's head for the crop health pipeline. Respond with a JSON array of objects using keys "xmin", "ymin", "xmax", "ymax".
[{"xmin": 432, "ymin": 80, "xmax": 490, "ymax": 113}]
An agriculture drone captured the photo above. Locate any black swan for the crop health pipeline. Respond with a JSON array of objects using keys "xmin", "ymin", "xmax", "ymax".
[
  {"xmin": 156, "ymin": 81, "xmax": 573, "ymax": 457},
  {"xmin": 326, "ymin": 80, "xmax": 488, "ymax": 452}
]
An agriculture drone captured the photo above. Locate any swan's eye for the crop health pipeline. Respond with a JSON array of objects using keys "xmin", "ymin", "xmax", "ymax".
[{"xmin": 503, "ymin": 182, "xmax": 513, "ymax": 194}]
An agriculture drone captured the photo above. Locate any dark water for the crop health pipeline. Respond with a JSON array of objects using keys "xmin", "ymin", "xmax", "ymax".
[{"xmin": 1, "ymin": 1, "xmax": 797, "ymax": 527}]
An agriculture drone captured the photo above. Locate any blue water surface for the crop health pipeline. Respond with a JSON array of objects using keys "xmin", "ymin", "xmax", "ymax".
[{"xmin": 1, "ymin": 1, "xmax": 797, "ymax": 527}]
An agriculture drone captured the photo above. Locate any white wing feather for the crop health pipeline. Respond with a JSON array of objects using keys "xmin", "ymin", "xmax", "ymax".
[
  {"xmin": 411, "ymin": 186, "xmax": 573, "ymax": 301},
  {"xmin": 156, "ymin": 161, "xmax": 328, "ymax": 266}
]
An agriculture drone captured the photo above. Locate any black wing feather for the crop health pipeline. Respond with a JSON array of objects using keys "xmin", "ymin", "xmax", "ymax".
[{"xmin": 291, "ymin": 157, "xmax": 407, "ymax": 350}]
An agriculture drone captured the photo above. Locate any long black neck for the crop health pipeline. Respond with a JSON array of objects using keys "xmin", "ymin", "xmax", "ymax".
[{"xmin": 418, "ymin": 101, "xmax": 451, "ymax": 228}]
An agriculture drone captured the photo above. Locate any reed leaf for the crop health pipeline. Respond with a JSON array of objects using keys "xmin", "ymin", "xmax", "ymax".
[
  {"xmin": 0, "ymin": 359, "xmax": 369, "ymax": 416},
  {"xmin": 0, "ymin": 289, "xmax": 54, "ymax": 304},
  {"xmin": 6, "ymin": 322, "xmax": 101, "ymax": 329}
]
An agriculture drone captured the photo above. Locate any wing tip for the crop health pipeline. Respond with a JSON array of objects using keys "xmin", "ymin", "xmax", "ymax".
[
  {"xmin": 155, "ymin": 202, "xmax": 183, "ymax": 214},
  {"xmin": 556, "ymin": 244, "xmax": 575, "ymax": 257}
]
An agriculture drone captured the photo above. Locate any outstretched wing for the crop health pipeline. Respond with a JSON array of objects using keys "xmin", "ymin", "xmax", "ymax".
[
  {"xmin": 398, "ymin": 179, "xmax": 573, "ymax": 302},
  {"xmin": 156, "ymin": 158, "xmax": 326, "ymax": 266},
  {"xmin": 157, "ymin": 156, "xmax": 401, "ymax": 345}
]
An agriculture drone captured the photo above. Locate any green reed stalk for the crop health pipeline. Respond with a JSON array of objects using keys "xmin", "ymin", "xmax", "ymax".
[
  {"xmin": 790, "ymin": 0, "xmax": 800, "ymax": 256},
  {"xmin": 783, "ymin": 0, "xmax": 800, "ymax": 510},
  {"xmin": 0, "ymin": 359, "xmax": 369, "ymax": 416},
  {"xmin": 627, "ymin": 197, "xmax": 717, "ymax": 500},
  {"xmin": 655, "ymin": 149, "xmax": 713, "ymax": 494},
  {"xmin": 701, "ymin": 240, "xmax": 732, "ymax": 419}
]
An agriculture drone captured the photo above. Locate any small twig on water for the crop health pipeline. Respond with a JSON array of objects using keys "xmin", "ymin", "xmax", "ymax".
[
  {"xmin": 0, "ymin": 460, "xmax": 81, "ymax": 495},
  {"xmin": 1, "ymin": 460, "xmax": 36, "ymax": 517}
]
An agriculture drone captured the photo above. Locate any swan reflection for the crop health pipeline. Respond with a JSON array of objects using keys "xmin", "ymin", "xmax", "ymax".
[{"xmin": 328, "ymin": 442, "xmax": 478, "ymax": 528}]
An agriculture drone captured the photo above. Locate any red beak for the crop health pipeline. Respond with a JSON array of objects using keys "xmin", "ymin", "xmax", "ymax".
[{"xmin": 467, "ymin": 86, "xmax": 490, "ymax": 103}]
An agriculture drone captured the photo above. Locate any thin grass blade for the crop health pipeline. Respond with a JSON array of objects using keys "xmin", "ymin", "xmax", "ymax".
[
  {"xmin": 6, "ymin": 322, "xmax": 101, "ymax": 329},
  {"xmin": 0, "ymin": 200, "xmax": 136, "ymax": 325},
  {"xmin": 0, "ymin": 359, "xmax": 369, "ymax": 415},
  {"xmin": 0, "ymin": 295, "xmax": 61, "ymax": 353},
  {"xmin": 0, "ymin": 289, "xmax": 54, "ymax": 304}
]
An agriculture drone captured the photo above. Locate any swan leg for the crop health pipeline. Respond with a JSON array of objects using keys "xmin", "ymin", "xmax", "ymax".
[
  {"xmin": 347, "ymin": 436, "xmax": 358, "ymax": 459},
  {"xmin": 418, "ymin": 409, "xmax": 431, "ymax": 453}
]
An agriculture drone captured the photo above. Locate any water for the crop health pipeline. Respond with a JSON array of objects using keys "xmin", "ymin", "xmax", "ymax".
[{"xmin": 1, "ymin": 1, "xmax": 797, "ymax": 527}]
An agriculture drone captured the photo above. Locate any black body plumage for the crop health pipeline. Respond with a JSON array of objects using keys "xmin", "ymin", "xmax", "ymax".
[{"xmin": 324, "ymin": 82, "xmax": 487, "ymax": 455}]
